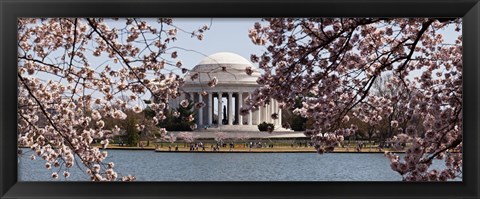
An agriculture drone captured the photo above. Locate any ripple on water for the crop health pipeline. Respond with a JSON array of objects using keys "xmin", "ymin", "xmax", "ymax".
[{"xmin": 18, "ymin": 150, "xmax": 460, "ymax": 181}]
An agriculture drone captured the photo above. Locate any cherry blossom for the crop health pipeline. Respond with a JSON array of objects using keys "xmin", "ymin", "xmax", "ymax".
[
  {"xmin": 177, "ymin": 132, "xmax": 195, "ymax": 143},
  {"xmin": 17, "ymin": 18, "xmax": 211, "ymax": 181},
  {"xmin": 246, "ymin": 18, "xmax": 462, "ymax": 181}
]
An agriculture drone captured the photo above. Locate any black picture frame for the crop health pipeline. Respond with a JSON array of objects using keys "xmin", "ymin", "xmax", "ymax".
[{"xmin": 1, "ymin": 0, "xmax": 479, "ymax": 198}]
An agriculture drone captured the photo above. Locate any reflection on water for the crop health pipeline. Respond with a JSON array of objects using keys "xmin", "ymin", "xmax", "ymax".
[{"xmin": 18, "ymin": 150, "xmax": 459, "ymax": 181}]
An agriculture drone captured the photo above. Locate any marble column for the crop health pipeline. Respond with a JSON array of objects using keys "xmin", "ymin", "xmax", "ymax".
[
  {"xmin": 270, "ymin": 102, "xmax": 274, "ymax": 123},
  {"xmin": 263, "ymin": 105, "xmax": 267, "ymax": 123},
  {"xmin": 276, "ymin": 101, "xmax": 280, "ymax": 126},
  {"xmin": 208, "ymin": 92, "xmax": 213, "ymax": 125},
  {"xmin": 278, "ymin": 107, "xmax": 282, "ymax": 128},
  {"xmin": 257, "ymin": 106, "xmax": 261, "ymax": 125},
  {"xmin": 248, "ymin": 93, "xmax": 253, "ymax": 125},
  {"xmin": 198, "ymin": 92, "xmax": 203, "ymax": 127},
  {"xmin": 272, "ymin": 100, "xmax": 277, "ymax": 125},
  {"xmin": 268, "ymin": 104, "xmax": 272, "ymax": 123},
  {"xmin": 190, "ymin": 92, "xmax": 195, "ymax": 111},
  {"xmin": 218, "ymin": 92, "xmax": 223, "ymax": 125},
  {"xmin": 228, "ymin": 92, "xmax": 233, "ymax": 125},
  {"xmin": 265, "ymin": 104, "xmax": 268, "ymax": 123},
  {"xmin": 237, "ymin": 92, "xmax": 243, "ymax": 125}
]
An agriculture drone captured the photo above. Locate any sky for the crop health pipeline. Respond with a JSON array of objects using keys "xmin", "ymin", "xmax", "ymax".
[
  {"xmin": 25, "ymin": 18, "xmax": 462, "ymax": 111},
  {"xmin": 28, "ymin": 18, "xmax": 461, "ymax": 82},
  {"xmin": 161, "ymin": 18, "xmax": 265, "ymax": 71},
  {"xmin": 164, "ymin": 18, "xmax": 460, "ymax": 72}
]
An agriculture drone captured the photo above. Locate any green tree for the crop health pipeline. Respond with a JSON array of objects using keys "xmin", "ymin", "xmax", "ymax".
[
  {"xmin": 288, "ymin": 96, "xmax": 309, "ymax": 131},
  {"xmin": 257, "ymin": 122, "xmax": 275, "ymax": 132},
  {"xmin": 124, "ymin": 112, "xmax": 140, "ymax": 147},
  {"xmin": 157, "ymin": 101, "xmax": 196, "ymax": 131}
]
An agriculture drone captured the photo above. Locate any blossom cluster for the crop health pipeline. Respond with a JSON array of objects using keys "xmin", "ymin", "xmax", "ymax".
[
  {"xmin": 245, "ymin": 18, "xmax": 462, "ymax": 181},
  {"xmin": 17, "ymin": 18, "xmax": 209, "ymax": 181}
]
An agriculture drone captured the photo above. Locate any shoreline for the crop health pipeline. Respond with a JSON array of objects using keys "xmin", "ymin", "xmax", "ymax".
[
  {"xmin": 18, "ymin": 146, "xmax": 405, "ymax": 153},
  {"xmin": 152, "ymin": 150, "xmax": 401, "ymax": 153}
]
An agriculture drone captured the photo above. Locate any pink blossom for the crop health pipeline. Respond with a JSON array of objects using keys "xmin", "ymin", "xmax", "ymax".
[
  {"xmin": 132, "ymin": 105, "xmax": 142, "ymax": 113},
  {"xmin": 208, "ymin": 77, "xmax": 218, "ymax": 87},
  {"xmin": 52, "ymin": 172, "xmax": 59, "ymax": 179},
  {"xmin": 391, "ymin": 120, "xmax": 399, "ymax": 128},
  {"xmin": 63, "ymin": 171, "xmax": 70, "ymax": 178},
  {"xmin": 180, "ymin": 99, "xmax": 189, "ymax": 108},
  {"xmin": 245, "ymin": 67, "xmax": 254, "ymax": 75}
]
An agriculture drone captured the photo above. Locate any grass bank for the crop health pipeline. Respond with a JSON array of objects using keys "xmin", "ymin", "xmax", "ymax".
[{"xmin": 96, "ymin": 144, "xmax": 403, "ymax": 153}]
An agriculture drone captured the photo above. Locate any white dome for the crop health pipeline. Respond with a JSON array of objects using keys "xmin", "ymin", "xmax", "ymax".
[
  {"xmin": 184, "ymin": 52, "xmax": 260, "ymax": 85},
  {"xmin": 198, "ymin": 52, "xmax": 253, "ymax": 65}
]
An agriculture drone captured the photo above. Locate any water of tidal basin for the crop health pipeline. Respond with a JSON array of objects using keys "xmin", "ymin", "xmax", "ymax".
[{"xmin": 18, "ymin": 150, "xmax": 456, "ymax": 181}]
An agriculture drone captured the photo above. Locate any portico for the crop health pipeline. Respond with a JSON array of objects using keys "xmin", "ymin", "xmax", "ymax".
[{"xmin": 170, "ymin": 52, "xmax": 284, "ymax": 132}]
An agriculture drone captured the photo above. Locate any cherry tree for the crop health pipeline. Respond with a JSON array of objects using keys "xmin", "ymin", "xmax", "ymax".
[
  {"xmin": 214, "ymin": 132, "xmax": 227, "ymax": 143},
  {"xmin": 177, "ymin": 132, "xmax": 196, "ymax": 143},
  {"xmin": 17, "ymin": 18, "xmax": 209, "ymax": 181},
  {"xmin": 245, "ymin": 18, "xmax": 462, "ymax": 181}
]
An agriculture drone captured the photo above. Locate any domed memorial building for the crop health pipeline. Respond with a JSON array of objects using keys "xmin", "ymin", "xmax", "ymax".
[{"xmin": 170, "ymin": 52, "xmax": 284, "ymax": 132}]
